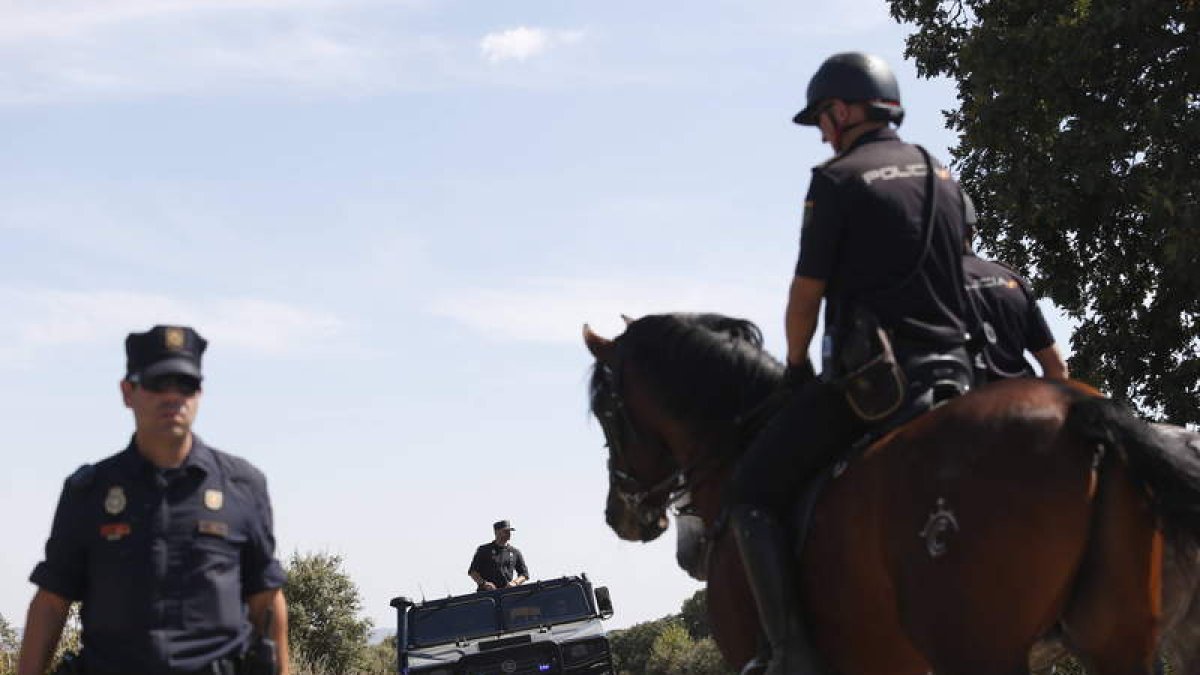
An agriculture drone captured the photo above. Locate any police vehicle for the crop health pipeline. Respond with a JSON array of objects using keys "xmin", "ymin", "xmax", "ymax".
[{"xmin": 390, "ymin": 574, "xmax": 615, "ymax": 675}]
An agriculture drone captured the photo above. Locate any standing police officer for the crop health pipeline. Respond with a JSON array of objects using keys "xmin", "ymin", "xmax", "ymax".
[
  {"xmin": 727, "ymin": 53, "xmax": 977, "ymax": 674},
  {"xmin": 17, "ymin": 325, "xmax": 290, "ymax": 675},
  {"xmin": 467, "ymin": 520, "xmax": 529, "ymax": 591}
]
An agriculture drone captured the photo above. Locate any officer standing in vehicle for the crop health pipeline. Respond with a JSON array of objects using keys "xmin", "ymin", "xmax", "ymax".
[
  {"xmin": 467, "ymin": 520, "xmax": 529, "ymax": 591},
  {"xmin": 17, "ymin": 325, "xmax": 290, "ymax": 675},
  {"xmin": 961, "ymin": 214, "xmax": 1069, "ymax": 381},
  {"xmin": 727, "ymin": 53, "xmax": 977, "ymax": 674}
]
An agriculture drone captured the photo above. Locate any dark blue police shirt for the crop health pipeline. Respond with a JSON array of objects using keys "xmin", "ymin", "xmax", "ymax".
[
  {"xmin": 963, "ymin": 254, "xmax": 1056, "ymax": 379},
  {"xmin": 796, "ymin": 127, "xmax": 973, "ymax": 350},
  {"xmin": 468, "ymin": 542, "xmax": 528, "ymax": 589},
  {"xmin": 30, "ymin": 436, "xmax": 286, "ymax": 675}
]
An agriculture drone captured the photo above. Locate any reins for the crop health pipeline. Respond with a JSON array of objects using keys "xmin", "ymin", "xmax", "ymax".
[{"xmin": 599, "ymin": 351, "xmax": 780, "ymax": 524}]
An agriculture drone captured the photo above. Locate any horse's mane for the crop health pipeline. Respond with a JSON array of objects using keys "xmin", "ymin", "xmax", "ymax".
[{"xmin": 589, "ymin": 313, "xmax": 784, "ymax": 424}]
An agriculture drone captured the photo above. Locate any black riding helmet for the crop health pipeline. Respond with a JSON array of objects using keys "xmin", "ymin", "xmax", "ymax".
[{"xmin": 793, "ymin": 52, "xmax": 905, "ymax": 127}]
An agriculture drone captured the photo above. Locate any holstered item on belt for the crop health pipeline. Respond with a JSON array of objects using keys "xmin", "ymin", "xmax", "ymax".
[
  {"xmin": 243, "ymin": 608, "xmax": 279, "ymax": 675},
  {"xmin": 835, "ymin": 306, "xmax": 906, "ymax": 422}
]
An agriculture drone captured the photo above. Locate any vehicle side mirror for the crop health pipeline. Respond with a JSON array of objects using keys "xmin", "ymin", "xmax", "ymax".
[{"xmin": 594, "ymin": 586, "xmax": 614, "ymax": 619}]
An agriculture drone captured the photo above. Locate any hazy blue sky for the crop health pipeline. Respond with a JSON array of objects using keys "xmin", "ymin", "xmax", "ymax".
[{"xmin": 0, "ymin": 0, "xmax": 1074, "ymax": 632}]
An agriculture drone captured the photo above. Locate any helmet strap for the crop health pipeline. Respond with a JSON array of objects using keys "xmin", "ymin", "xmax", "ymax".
[
  {"xmin": 819, "ymin": 106, "xmax": 844, "ymax": 151},
  {"xmin": 821, "ymin": 106, "xmax": 869, "ymax": 153}
]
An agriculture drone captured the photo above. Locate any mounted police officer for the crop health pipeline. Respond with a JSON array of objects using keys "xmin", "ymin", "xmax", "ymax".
[
  {"xmin": 468, "ymin": 520, "xmax": 529, "ymax": 591},
  {"xmin": 17, "ymin": 325, "xmax": 289, "ymax": 675},
  {"xmin": 961, "ymin": 208, "xmax": 1069, "ymax": 381},
  {"xmin": 728, "ymin": 53, "xmax": 978, "ymax": 674}
]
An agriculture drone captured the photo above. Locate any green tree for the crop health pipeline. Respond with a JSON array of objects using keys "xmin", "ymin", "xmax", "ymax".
[
  {"xmin": 609, "ymin": 616, "xmax": 681, "ymax": 674},
  {"xmin": 0, "ymin": 605, "xmax": 81, "ymax": 675},
  {"xmin": 887, "ymin": 0, "xmax": 1200, "ymax": 423},
  {"xmin": 679, "ymin": 589, "xmax": 711, "ymax": 640},
  {"xmin": 284, "ymin": 551, "xmax": 373, "ymax": 675},
  {"xmin": 645, "ymin": 622, "xmax": 695, "ymax": 674},
  {"xmin": 49, "ymin": 604, "xmax": 82, "ymax": 673},
  {"xmin": 679, "ymin": 638, "xmax": 731, "ymax": 674},
  {"xmin": 0, "ymin": 613, "xmax": 18, "ymax": 675},
  {"xmin": 645, "ymin": 622, "xmax": 732, "ymax": 675},
  {"xmin": 362, "ymin": 635, "xmax": 397, "ymax": 675}
]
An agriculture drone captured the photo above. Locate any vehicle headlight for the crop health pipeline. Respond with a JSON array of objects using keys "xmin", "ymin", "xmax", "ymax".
[{"xmin": 562, "ymin": 638, "xmax": 609, "ymax": 667}]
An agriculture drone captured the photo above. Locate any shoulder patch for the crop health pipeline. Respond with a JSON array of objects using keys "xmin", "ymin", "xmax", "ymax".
[{"xmin": 66, "ymin": 464, "xmax": 97, "ymax": 492}]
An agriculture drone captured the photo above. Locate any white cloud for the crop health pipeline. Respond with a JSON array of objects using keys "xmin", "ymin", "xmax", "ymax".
[
  {"xmin": 0, "ymin": 287, "xmax": 346, "ymax": 368},
  {"xmin": 0, "ymin": 2, "xmax": 597, "ymax": 105},
  {"xmin": 479, "ymin": 26, "xmax": 585, "ymax": 64},
  {"xmin": 428, "ymin": 275, "xmax": 784, "ymax": 349},
  {"xmin": 0, "ymin": 0, "xmax": 450, "ymax": 105}
]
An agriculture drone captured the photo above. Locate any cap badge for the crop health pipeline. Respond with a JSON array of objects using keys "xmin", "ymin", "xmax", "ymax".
[
  {"xmin": 204, "ymin": 489, "xmax": 224, "ymax": 511},
  {"xmin": 165, "ymin": 327, "xmax": 186, "ymax": 351},
  {"xmin": 104, "ymin": 486, "xmax": 127, "ymax": 515}
]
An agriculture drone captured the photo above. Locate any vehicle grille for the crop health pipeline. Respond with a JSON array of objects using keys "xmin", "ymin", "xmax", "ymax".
[{"xmin": 458, "ymin": 642, "xmax": 561, "ymax": 675}]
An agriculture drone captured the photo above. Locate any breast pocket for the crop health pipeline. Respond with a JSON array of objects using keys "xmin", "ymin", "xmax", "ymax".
[{"xmin": 185, "ymin": 530, "xmax": 247, "ymax": 630}]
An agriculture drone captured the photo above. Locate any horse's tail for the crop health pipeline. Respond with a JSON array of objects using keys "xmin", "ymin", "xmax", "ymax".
[{"xmin": 1066, "ymin": 396, "xmax": 1200, "ymax": 542}]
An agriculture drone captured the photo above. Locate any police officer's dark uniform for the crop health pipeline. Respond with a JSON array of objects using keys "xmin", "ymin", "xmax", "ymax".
[
  {"xmin": 467, "ymin": 520, "xmax": 529, "ymax": 591},
  {"xmin": 963, "ymin": 253, "xmax": 1056, "ymax": 380},
  {"xmin": 25, "ymin": 326, "xmax": 286, "ymax": 675},
  {"xmin": 726, "ymin": 53, "xmax": 977, "ymax": 675}
]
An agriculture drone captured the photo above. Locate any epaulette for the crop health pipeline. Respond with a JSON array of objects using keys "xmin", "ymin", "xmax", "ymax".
[
  {"xmin": 66, "ymin": 464, "xmax": 97, "ymax": 492},
  {"xmin": 815, "ymin": 151, "xmax": 848, "ymax": 170},
  {"xmin": 210, "ymin": 447, "xmax": 264, "ymax": 487},
  {"xmin": 989, "ymin": 258, "xmax": 1027, "ymax": 280}
]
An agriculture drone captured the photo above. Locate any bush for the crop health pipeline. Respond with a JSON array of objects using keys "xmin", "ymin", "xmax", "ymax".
[
  {"xmin": 285, "ymin": 551, "xmax": 374, "ymax": 675},
  {"xmin": 610, "ymin": 617, "xmax": 680, "ymax": 674}
]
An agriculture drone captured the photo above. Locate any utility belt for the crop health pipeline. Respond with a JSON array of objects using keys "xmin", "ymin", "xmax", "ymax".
[{"xmin": 827, "ymin": 305, "xmax": 974, "ymax": 423}]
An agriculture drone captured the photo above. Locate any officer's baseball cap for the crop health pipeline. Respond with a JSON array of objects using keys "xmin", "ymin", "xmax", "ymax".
[
  {"xmin": 125, "ymin": 325, "xmax": 207, "ymax": 383},
  {"xmin": 493, "ymin": 520, "xmax": 515, "ymax": 531}
]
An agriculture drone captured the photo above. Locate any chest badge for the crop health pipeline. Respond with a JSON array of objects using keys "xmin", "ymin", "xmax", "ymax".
[
  {"xmin": 100, "ymin": 522, "xmax": 131, "ymax": 541},
  {"xmin": 104, "ymin": 486, "xmax": 127, "ymax": 515},
  {"xmin": 204, "ymin": 489, "xmax": 224, "ymax": 511}
]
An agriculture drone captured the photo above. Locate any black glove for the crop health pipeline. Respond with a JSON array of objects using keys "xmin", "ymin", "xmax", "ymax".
[{"xmin": 784, "ymin": 359, "xmax": 816, "ymax": 388}]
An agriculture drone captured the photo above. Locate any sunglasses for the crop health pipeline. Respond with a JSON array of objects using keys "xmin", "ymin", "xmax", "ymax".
[{"xmin": 138, "ymin": 374, "xmax": 202, "ymax": 396}]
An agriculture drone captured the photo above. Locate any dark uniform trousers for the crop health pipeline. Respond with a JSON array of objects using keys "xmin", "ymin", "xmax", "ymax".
[{"xmin": 729, "ymin": 378, "xmax": 864, "ymax": 513}]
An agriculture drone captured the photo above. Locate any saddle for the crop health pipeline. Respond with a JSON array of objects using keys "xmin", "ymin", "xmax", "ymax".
[
  {"xmin": 792, "ymin": 346, "xmax": 973, "ymax": 559},
  {"xmin": 691, "ymin": 350, "xmax": 974, "ymax": 574}
]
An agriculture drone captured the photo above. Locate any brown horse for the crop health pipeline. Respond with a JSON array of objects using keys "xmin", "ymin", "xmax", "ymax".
[{"xmin": 583, "ymin": 313, "xmax": 1200, "ymax": 675}]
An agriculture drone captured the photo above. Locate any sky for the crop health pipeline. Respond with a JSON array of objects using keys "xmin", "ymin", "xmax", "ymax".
[{"xmin": 0, "ymin": 0, "xmax": 1076, "ymax": 635}]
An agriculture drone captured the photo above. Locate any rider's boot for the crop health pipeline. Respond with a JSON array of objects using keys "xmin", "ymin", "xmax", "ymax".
[{"xmin": 730, "ymin": 504, "xmax": 824, "ymax": 675}]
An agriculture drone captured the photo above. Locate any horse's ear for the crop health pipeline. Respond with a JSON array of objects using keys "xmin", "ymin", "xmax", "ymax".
[
  {"xmin": 583, "ymin": 324, "xmax": 614, "ymax": 361},
  {"xmin": 621, "ymin": 314, "xmax": 634, "ymax": 325}
]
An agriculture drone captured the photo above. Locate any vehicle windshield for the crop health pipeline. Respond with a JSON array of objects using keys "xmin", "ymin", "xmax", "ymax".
[
  {"xmin": 500, "ymin": 584, "xmax": 592, "ymax": 630},
  {"xmin": 410, "ymin": 597, "xmax": 498, "ymax": 646}
]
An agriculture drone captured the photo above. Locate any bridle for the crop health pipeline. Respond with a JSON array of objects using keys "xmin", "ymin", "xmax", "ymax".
[{"xmin": 596, "ymin": 355, "xmax": 729, "ymax": 527}]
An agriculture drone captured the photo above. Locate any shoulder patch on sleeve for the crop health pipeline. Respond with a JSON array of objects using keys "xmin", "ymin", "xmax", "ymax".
[{"xmin": 66, "ymin": 464, "xmax": 96, "ymax": 492}]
